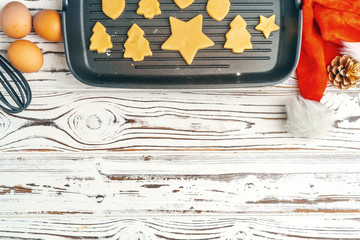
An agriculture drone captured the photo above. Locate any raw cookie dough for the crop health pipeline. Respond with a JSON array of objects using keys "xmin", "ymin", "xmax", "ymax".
[
  {"xmin": 89, "ymin": 22, "xmax": 113, "ymax": 53},
  {"xmin": 255, "ymin": 15, "xmax": 280, "ymax": 38},
  {"xmin": 124, "ymin": 23, "xmax": 152, "ymax": 61},
  {"xmin": 102, "ymin": 0, "xmax": 125, "ymax": 20},
  {"xmin": 206, "ymin": 0, "xmax": 230, "ymax": 21},
  {"xmin": 161, "ymin": 14, "xmax": 214, "ymax": 65},
  {"xmin": 174, "ymin": 0, "xmax": 195, "ymax": 9},
  {"xmin": 224, "ymin": 15, "xmax": 252, "ymax": 53},
  {"xmin": 137, "ymin": 0, "xmax": 161, "ymax": 19}
]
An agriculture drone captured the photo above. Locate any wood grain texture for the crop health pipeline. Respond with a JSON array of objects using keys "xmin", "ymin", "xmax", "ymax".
[
  {"xmin": 0, "ymin": 90, "xmax": 359, "ymax": 152},
  {"xmin": 1, "ymin": 1, "xmax": 360, "ymax": 239},
  {"xmin": 1, "ymin": 153, "xmax": 360, "ymax": 216},
  {"xmin": 1, "ymin": 216, "xmax": 360, "ymax": 239},
  {"xmin": 0, "ymin": 0, "xmax": 359, "ymax": 152}
]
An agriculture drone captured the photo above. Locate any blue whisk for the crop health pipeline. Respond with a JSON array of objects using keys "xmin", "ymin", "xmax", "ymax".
[{"xmin": 0, "ymin": 54, "xmax": 31, "ymax": 114}]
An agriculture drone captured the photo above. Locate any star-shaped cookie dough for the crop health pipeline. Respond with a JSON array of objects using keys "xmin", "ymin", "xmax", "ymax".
[
  {"xmin": 161, "ymin": 14, "xmax": 214, "ymax": 65},
  {"xmin": 255, "ymin": 15, "xmax": 280, "ymax": 38}
]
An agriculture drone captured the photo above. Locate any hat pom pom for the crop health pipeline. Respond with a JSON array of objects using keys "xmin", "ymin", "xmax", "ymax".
[
  {"xmin": 285, "ymin": 96, "xmax": 333, "ymax": 138},
  {"xmin": 340, "ymin": 42, "xmax": 360, "ymax": 62}
]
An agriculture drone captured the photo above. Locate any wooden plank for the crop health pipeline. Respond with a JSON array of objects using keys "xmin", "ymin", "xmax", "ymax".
[
  {"xmin": 0, "ymin": 90, "xmax": 359, "ymax": 152},
  {"xmin": 1, "ymin": 0, "xmax": 360, "ymax": 239},
  {"xmin": 0, "ymin": 0, "xmax": 61, "ymax": 11},
  {"xmin": 1, "ymin": 153, "xmax": 360, "ymax": 216},
  {"xmin": 0, "ymin": 216, "xmax": 360, "ymax": 239}
]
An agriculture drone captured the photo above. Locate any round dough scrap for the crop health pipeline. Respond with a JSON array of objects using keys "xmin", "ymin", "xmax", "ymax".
[
  {"xmin": 206, "ymin": 0, "xmax": 230, "ymax": 21},
  {"xmin": 102, "ymin": 0, "xmax": 125, "ymax": 20},
  {"xmin": 174, "ymin": 0, "xmax": 195, "ymax": 9}
]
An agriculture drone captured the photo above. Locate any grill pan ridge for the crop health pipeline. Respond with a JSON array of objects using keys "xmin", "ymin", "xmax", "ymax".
[{"xmin": 62, "ymin": 0, "xmax": 302, "ymax": 88}]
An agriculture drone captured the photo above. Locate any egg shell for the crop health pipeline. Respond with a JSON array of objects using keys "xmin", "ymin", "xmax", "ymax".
[
  {"xmin": 33, "ymin": 10, "xmax": 63, "ymax": 42},
  {"xmin": 0, "ymin": 1, "xmax": 32, "ymax": 39},
  {"xmin": 8, "ymin": 40, "xmax": 44, "ymax": 73}
]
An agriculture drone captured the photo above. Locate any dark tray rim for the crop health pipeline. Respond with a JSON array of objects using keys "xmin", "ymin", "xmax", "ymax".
[{"xmin": 62, "ymin": 0, "xmax": 303, "ymax": 89}]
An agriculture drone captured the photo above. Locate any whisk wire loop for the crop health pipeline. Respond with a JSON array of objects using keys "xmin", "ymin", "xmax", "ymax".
[{"xmin": 0, "ymin": 54, "xmax": 31, "ymax": 114}]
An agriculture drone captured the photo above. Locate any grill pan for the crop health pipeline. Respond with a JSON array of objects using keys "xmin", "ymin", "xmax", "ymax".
[{"xmin": 62, "ymin": 0, "xmax": 302, "ymax": 88}]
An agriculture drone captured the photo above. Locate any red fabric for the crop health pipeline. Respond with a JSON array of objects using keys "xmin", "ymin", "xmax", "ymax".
[{"xmin": 296, "ymin": 0, "xmax": 360, "ymax": 101}]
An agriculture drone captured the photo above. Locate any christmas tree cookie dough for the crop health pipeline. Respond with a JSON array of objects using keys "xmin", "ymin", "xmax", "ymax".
[
  {"xmin": 124, "ymin": 23, "xmax": 152, "ymax": 61},
  {"xmin": 224, "ymin": 15, "xmax": 252, "ymax": 53},
  {"xmin": 89, "ymin": 22, "xmax": 113, "ymax": 53},
  {"xmin": 206, "ymin": 0, "xmax": 230, "ymax": 21},
  {"xmin": 137, "ymin": 0, "xmax": 161, "ymax": 19},
  {"xmin": 174, "ymin": 0, "xmax": 195, "ymax": 9},
  {"xmin": 161, "ymin": 14, "xmax": 214, "ymax": 65},
  {"xmin": 102, "ymin": 0, "xmax": 125, "ymax": 20},
  {"xmin": 255, "ymin": 15, "xmax": 280, "ymax": 38}
]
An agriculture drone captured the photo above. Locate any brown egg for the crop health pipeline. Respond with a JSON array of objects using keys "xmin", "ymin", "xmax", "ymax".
[
  {"xmin": 0, "ymin": 1, "xmax": 32, "ymax": 39},
  {"xmin": 33, "ymin": 10, "xmax": 63, "ymax": 42},
  {"xmin": 8, "ymin": 40, "xmax": 44, "ymax": 73}
]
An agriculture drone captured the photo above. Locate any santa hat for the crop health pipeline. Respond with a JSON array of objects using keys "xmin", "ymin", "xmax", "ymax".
[{"xmin": 285, "ymin": 0, "xmax": 360, "ymax": 138}]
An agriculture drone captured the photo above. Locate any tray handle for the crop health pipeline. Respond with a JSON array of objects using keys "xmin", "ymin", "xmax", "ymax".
[{"xmin": 62, "ymin": 0, "xmax": 68, "ymax": 11}]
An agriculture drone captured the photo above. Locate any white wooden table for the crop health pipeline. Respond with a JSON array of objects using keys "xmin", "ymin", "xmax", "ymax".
[{"xmin": 1, "ymin": 0, "xmax": 360, "ymax": 239}]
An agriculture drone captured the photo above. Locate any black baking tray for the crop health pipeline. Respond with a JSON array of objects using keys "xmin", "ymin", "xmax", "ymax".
[{"xmin": 62, "ymin": 0, "xmax": 302, "ymax": 88}]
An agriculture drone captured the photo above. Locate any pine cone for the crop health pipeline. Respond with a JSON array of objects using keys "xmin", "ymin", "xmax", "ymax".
[{"xmin": 327, "ymin": 55, "xmax": 360, "ymax": 89}]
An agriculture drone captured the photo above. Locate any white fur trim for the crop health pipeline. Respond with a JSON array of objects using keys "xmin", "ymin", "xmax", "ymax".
[
  {"xmin": 285, "ymin": 96, "xmax": 333, "ymax": 138},
  {"xmin": 340, "ymin": 42, "xmax": 360, "ymax": 62}
]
